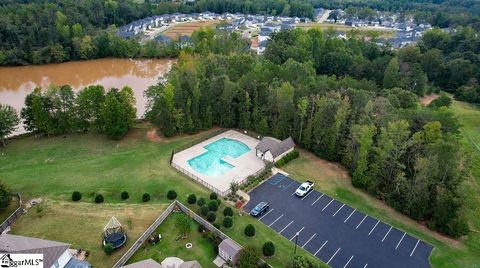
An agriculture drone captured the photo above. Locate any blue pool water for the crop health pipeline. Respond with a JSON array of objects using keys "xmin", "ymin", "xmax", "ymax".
[{"xmin": 188, "ymin": 138, "xmax": 251, "ymax": 176}]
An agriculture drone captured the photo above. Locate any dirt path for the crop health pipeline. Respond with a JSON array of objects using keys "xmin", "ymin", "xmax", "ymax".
[
  {"xmin": 147, "ymin": 129, "xmax": 164, "ymax": 142},
  {"xmin": 420, "ymin": 93, "xmax": 440, "ymax": 106}
]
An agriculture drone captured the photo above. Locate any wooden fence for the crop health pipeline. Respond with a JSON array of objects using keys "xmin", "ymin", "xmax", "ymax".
[
  {"xmin": 113, "ymin": 200, "xmax": 244, "ymax": 268},
  {"xmin": 112, "ymin": 202, "xmax": 176, "ymax": 268},
  {"xmin": 0, "ymin": 193, "xmax": 22, "ymax": 234}
]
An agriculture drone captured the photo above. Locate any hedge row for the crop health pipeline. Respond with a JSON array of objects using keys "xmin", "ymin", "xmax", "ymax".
[
  {"xmin": 241, "ymin": 164, "xmax": 273, "ymax": 193},
  {"xmin": 274, "ymin": 150, "xmax": 299, "ymax": 168},
  {"xmin": 71, "ymin": 189, "xmax": 177, "ymax": 203}
]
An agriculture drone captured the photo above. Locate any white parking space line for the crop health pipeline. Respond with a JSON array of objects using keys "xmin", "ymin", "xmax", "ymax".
[
  {"xmin": 368, "ymin": 220, "xmax": 380, "ymax": 235},
  {"xmin": 290, "ymin": 226, "xmax": 305, "ymax": 241},
  {"xmin": 382, "ymin": 226, "xmax": 393, "ymax": 242},
  {"xmin": 344, "ymin": 209, "xmax": 356, "ymax": 223},
  {"xmin": 396, "ymin": 233, "xmax": 406, "ymax": 249},
  {"xmin": 258, "ymin": 209, "xmax": 274, "ymax": 221},
  {"xmin": 356, "ymin": 215, "xmax": 368, "ymax": 229},
  {"xmin": 363, "ymin": 264, "xmax": 368, "ymax": 268},
  {"xmin": 279, "ymin": 220, "xmax": 294, "ymax": 234},
  {"xmin": 333, "ymin": 204, "xmax": 345, "ymax": 217},
  {"xmin": 311, "ymin": 194, "xmax": 324, "ymax": 206},
  {"xmin": 322, "ymin": 199, "xmax": 334, "ymax": 211},
  {"xmin": 268, "ymin": 214, "xmax": 284, "ymax": 227},
  {"xmin": 343, "ymin": 255, "xmax": 354, "ymax": 268},
  {"xmin": 327, "ymin": 247, "xmax": 341, "ymax": 264},
  {"xmin": 302, "ymin": 233, "xmax": 317, "ymax": 248},
  {"xmin": 410, "ymin": 240, "xmax": 420, "ymax": 256},
  {"xmin": 301, "ymin": 190, "xmax": 315, "ymax": 200},
  {"xmin": 315, "ymin": 240, "xmax": 328, "ymax": 256},
  {"xmin": 291, "ymin": 191, "xmax": 296, "ymax": 196}
]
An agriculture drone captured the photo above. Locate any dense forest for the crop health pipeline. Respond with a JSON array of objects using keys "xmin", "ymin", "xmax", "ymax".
[{"xmin": 145, "ymin": 28, "xmax": 469, "ymax": 238}]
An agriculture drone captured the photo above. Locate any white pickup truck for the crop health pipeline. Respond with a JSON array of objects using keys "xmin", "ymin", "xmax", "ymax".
[{"xmin": 295, "ymin": 181, "xmax": 314, "ymax": 197}]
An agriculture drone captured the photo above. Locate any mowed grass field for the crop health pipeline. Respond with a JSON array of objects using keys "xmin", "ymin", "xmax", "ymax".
[
  {"xmin": 296, "ymin": 22, "xmax": 397, "ymax": 39},
  {"xmin": 162, "ymin": 20, "xmax": 219, "ymax": 39},
  {"xmin": 282, "ymin": 100, "xmax": 480, "ymax": 267},
  {"xmin": 0, "ymin": 124, "xmax": 324, "ymax": 267}
]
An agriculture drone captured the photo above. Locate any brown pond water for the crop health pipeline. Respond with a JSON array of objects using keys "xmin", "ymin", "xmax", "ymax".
[{"xmin": 0, "ymin": 58, "xmax": 173, "ymax": 134}]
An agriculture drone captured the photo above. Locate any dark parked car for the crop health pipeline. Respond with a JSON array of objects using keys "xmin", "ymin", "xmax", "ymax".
[{"xmin": 250, "ymin": 201, "xmax": 269, "ymax": 217}]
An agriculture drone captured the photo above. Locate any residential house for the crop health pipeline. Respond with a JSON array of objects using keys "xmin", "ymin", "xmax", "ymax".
[{"xmin": 0, "ymin": 234, "xmax": 91, "ymax": 268}]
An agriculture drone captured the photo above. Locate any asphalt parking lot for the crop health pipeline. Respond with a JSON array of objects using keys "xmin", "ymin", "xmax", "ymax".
[{"xmin": 244, "ymin": 173, "xmax": 433, "ymax": 268}]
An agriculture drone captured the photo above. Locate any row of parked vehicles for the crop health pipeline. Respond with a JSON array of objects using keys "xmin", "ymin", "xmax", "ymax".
[{"xmin": 249, "ymin": 181, "xmax": 314, "ymax": 217}]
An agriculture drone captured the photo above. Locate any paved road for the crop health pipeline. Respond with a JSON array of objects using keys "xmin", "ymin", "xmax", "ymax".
[{"xmin": 244, "ymin": 173, "xmax": 433, "ymax": 268}]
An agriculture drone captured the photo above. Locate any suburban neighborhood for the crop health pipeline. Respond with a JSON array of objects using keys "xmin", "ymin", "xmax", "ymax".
[{"xmin": 1, "ymin": 1, "xmax": 480, "ymax": 268}]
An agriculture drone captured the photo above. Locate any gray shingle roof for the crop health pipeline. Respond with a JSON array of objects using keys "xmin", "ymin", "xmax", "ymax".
[
  {"xmin": 0, "ymin": 234, "xmax": 70, "ymax": 268},
  {"xmin": 122, "ymin": 258, "xmax": 164, "ymax": 268},
  {"xmin": 256, "ymin": 137, "xmax": 295, "ymax": 158},
  {"xmin": 179, "ymin": 260, "xmax": 202, "ymax": 268},
  {"xmin": 218, "ymin": 238, "xmax": 241, "ymax": 257}
]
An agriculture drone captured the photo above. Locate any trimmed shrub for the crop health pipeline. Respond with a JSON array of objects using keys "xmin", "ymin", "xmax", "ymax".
[
  {"xmin": 142, "ymin": 193, "xmax": 151, "ymax": 202},
  {"xmin": 274, "ymin": 150, "xmax": 300, "ymax": 167},
  {"xmin": 167, "ymin": 190, "xmax": 177, "ymax": 200},
  {"xmin": 197, "ymin": 197, "xmax": 206, "ymax": 207},
  {"xmin": 216, "ymin": 199, "xmax": 221, "ymax": 205},
  {"xmin": 187, "ymin": 194, "xmax": 197, "ymax": 204},
  {"xmin": 244, "ymin": 224, "xmax": 255, "ymax": 237},
  {"xmin": 223, "ymin": 216, "xmax": 233, "ymax": 228},
  {"xmin": 103, "ymin": 243, "xmax": 114, "ymax": 255},
  {"xmin": 223, "ymin": 207, "xmax": 234, "ymax": 217},
  {"xmin": 213, "ymin": 222, "xmax": 221, "ymax": 229},
  {"xmin": 207, "ymin": 211, "xmax": 216, "ymax": 222},
  {"xmin": 121, "ymin": 191, "xmax": 129, "ymax": 200},
  {"xmin": 95, "ymin": 194, "xmax": 104, "ymax": 204},
  {"xmin": 262, "ymin": 241, "xmax": 275, "ymax": 257},
  {"xmin": 197, "ymin": 225, "xmax": 205, "ymax": 233},
  {"xmin": 208, "ymin": 200, "xmax": 219, "ymax": 211},
  {"xmin": 72, "ymin": 191, "xmax": 82, "ymax": 201},
  {"xmin": 210, "ymin": 192, "xmax": 218, "ymax": 200},
  {"xmin": 200, "ymin": 205, "xmax": 209, "ymax": 216}
]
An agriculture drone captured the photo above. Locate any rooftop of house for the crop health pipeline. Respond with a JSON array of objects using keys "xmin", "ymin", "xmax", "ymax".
[
  {"xmin": 256, "ymin": 136, "xmax": 295, "ymax": 158},
  {"xmin": 0, "ymin": 234, "xmax": 70, "ymax": 268}
]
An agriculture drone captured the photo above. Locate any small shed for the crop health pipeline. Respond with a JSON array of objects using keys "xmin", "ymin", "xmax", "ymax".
[
  {"xmin": 218, "ymin": 238, "xmax": 242, "ymax": 264},
  {"xmin": 255, "ymin": 136, "xmax": 295, "ymax": 162}
]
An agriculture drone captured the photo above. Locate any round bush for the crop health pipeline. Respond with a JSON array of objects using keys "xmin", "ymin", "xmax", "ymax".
[
  {"xmin": 103, "ymin": 243, "xmax": 114, "ymax": 255},
  {"xmin": 207, "ymin": 211, "xmax": 216, "ymax": 222},
  {"xmin": 72, "ymin": 191, "xmax": 82, "ymax": 202},
  {"xmin": 244, "ymin": 224, "xmax": 255, "ymax": 237},
  {"xmin": 208, "ymin": 200, "xmax": 219, "ymax": 211},
  {"xmin": 216, "ymin": 199, "xmax": 221, "ymax": 205},
  {"xmin": 197, "ymin": 197, "xmax": 206, "ymax": 207},
  {"xmin": 223, "ymin": 207, "xmax": 234, "ymax": 217},
  {"xmin": 213, "ymin": 222, "xmax": 221, "ymax": 229},
  {"xmin": 200, "ymin": 205, "xmax": 209, "ymax": 216},
  {"xmin": 223, "ymin": 216, "xmax": 233, "ymax": 228},
  {"xmin": 95, "ymin": 194, "xmax": 104, "ymax": 204},
  {"xmin": 197, "ymin": 225, "xmax": 204, "ymax": 233},
  {"xmin": 167, "ymin": 190, "xmax": 177, "ymax": 200},
  {"xmin": 121, "ymin": 191, "xmax": 129, "ymax": 200},
  {"xmin": 187, "ymin": 194, "xmax": 197, "ymax": 204},
  {"xmin": 210, "ymin": 192, "xmax": 218, "ymax": 200},
  {"xmin": 142, "ymin": 193, "xmax": 151, "ymax": 202},
  {"xmin": 262, "ymin": 241, "xmax": 275, "ymax": 257}
]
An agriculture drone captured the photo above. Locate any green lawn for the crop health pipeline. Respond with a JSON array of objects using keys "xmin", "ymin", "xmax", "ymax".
[
  {"xmin": 0, "ymin": 194, "xmax": 20, "ymax": 223},
  {"xmin": 127, "ymin": 212, "xmax": 217, "ymax": 267},
  {"xmin": 0, "ymin": 124, "xmax": 325, "ymax": 267},
  {"xmin": 282, "ymin": 100, "xmax": 480, "ymax": 268}
]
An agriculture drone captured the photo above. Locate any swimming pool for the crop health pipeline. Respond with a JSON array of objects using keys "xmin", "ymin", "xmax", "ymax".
[{"xmin": 188, "ymin": 138, "xmax": 251, "ymax": 176}]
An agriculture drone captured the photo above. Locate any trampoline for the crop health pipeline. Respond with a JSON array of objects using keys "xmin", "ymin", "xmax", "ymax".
[{"xmin": 102, "ymin": 217, "xmax": 127, "ymax": 249}]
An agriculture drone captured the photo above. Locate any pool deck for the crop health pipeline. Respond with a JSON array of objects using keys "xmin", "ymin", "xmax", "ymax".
[{"xmin": 172, "ymin": 130, "xmax": 266, "ymax": 195}]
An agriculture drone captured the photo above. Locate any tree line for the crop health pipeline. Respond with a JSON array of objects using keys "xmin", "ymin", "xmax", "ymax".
[
  {"xmin": 146, "ymin": 28, "xmax": 469, "ymax": 237},
  {"xmin": 0, "ymin": 85, "xmax": 136, "ymax": 142}
]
